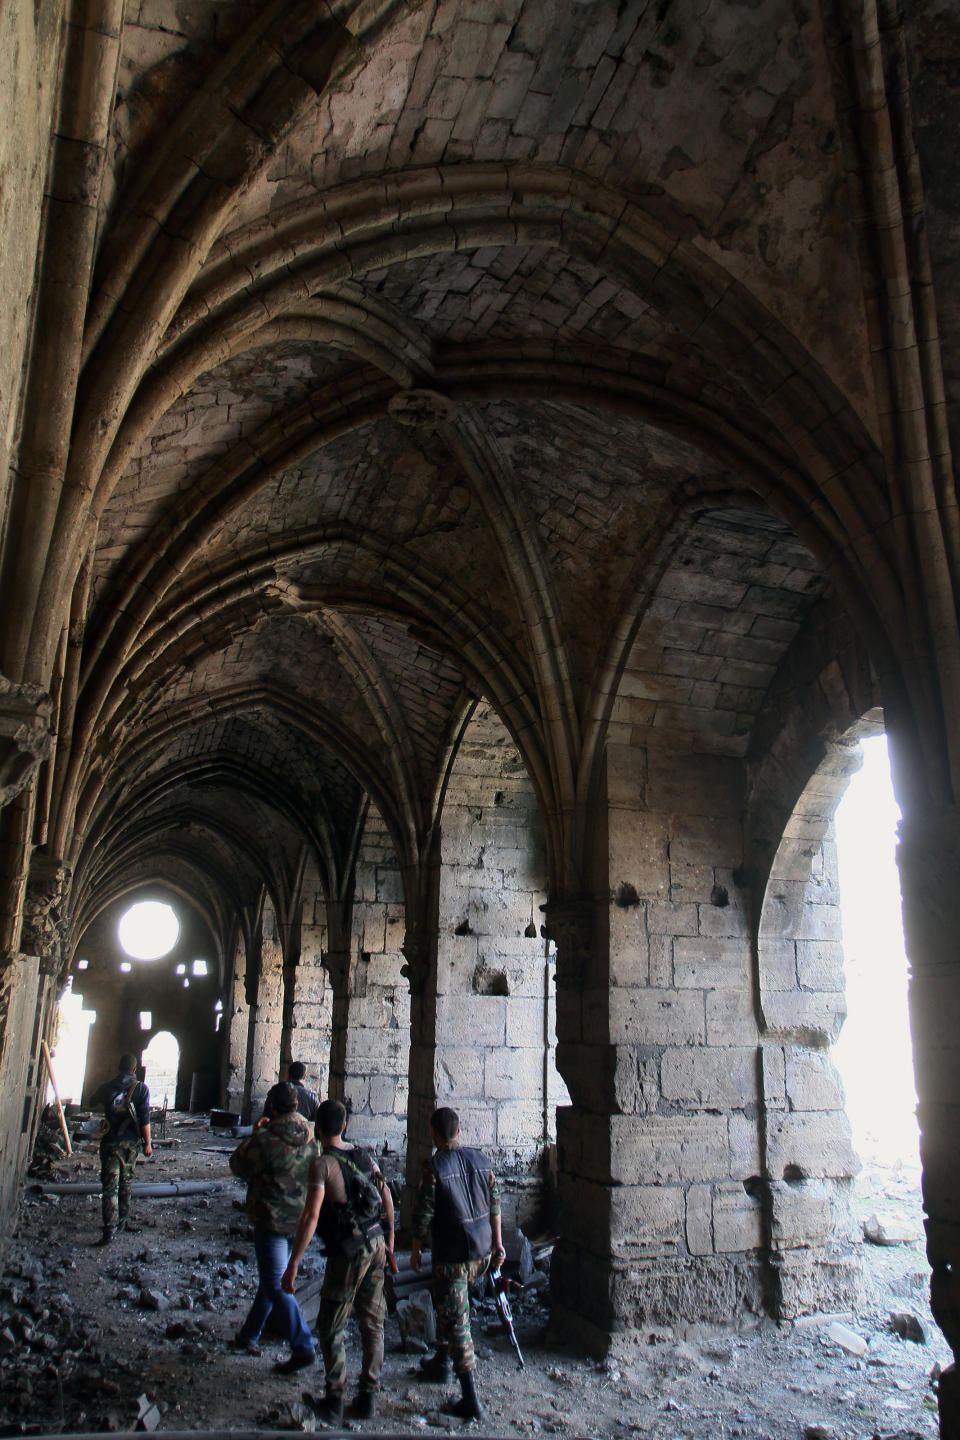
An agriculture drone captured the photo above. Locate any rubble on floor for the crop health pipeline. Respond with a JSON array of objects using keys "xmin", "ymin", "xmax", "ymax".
[{"xmin": 0, "ymin": 1119, "xmax": 949, "ymax": 1438}]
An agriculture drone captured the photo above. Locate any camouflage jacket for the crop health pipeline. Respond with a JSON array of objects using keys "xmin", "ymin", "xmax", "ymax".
[{"xmin": 229, "ymin": 1115, "xmax": 319, "ymax": 1233}]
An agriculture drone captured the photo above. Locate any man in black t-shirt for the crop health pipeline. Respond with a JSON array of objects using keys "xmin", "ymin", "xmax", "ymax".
[
  {"xmin": 282, "ymin": 1098, "xmax": 397, "ymax": 1425},
  {"xmin": 410, "ymin": 1107, "xmax": 505, "ymax": 1421},
  {"xmin": 287, "ymin": 1061, "xmax": 320, "ymax": 1122}
]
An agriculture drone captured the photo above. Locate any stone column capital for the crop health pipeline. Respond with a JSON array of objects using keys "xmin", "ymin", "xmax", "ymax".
[{"xmin": 0, "ymin": 677, "xmax": 54, "ymax": 810}]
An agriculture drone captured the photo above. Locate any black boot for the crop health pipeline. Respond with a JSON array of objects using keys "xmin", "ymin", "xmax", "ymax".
[
  {"xmin": 348, "ymin": 1389, "xmax": 375, "ymax": 1419},
  {"xmin": 95, "ymin": 1228, "xmax": 115, "ymax": 1246},
  {"xmin": 444, "ymin": 1368, "xmax": 482, "ymax": 1421},
  {"xmin": 303, "ymin": 1391, "xmax": 344, "ymax": 1427},
  {"xmin": 419, "ymin": 1345, "xmax": 451, "ymax": 1381}
]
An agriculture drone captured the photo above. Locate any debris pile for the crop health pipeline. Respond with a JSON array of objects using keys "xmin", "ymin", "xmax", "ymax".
[{"xmin": 0, "ymin": 1123, "xmax": 951, "ymax": 1438}]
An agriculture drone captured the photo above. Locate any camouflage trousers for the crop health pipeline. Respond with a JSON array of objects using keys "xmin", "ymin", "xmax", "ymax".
[
  {"xmin": 316, "ymin": 1239, "xmax": 386, "ymax": 1397},
  {"xmin": 100, "ymin": 1139, "xmax": 140, "ymax": 1228},
  {"xmin": 432, "ymin": 1256, "xmax": 490, "ymax": 1375}
]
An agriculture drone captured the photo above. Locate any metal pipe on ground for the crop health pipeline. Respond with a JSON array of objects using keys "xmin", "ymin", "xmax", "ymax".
[{"xmin": 35, "ymin": 1180, "xmax": 225, "ymax": 1197}]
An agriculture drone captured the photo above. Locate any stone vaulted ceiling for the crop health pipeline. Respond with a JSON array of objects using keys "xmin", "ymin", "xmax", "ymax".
[{"xmin": 21, "ymin": 0, "xmax": 918, "ymax": 942}]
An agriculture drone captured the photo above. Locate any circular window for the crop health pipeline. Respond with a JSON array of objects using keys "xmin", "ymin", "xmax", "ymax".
[{"xmin": 118, "ymin": 901, "xmax": 180, "ymax": 960}]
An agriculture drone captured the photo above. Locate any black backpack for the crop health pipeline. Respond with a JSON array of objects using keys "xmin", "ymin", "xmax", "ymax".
[
  {"xmin": 319, "ymin": 1146, "xmax": 383, "ymax": 1257},
  {"xmin": 98, "ymin": 1080, "xmax": 139, "ymax": 1138}
]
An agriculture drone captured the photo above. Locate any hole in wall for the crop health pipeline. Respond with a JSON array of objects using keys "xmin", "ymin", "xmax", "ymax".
[
  {"xmin": 613, "ymin": 882, "xmax": 640, "ymax": 908},
  {"xmin": 472, "ymin": 965, "xmax": 509, "ymax": 996},
  {"xmin": 454, "ymin": 919, "xmax": 474, "ymax": 936}
]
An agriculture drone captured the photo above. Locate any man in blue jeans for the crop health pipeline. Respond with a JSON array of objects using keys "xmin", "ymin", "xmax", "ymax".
[{"xmin": 229, "ymin": 1081, "xmax": 319, "ymax": 1373}]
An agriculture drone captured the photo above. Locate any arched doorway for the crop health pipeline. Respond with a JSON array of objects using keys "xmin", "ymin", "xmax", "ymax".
[{"xmin": 142, "ymin": 1031, "xmax": 180, "ymax": 1108}]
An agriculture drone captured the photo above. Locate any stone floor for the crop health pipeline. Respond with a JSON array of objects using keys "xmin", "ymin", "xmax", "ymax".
[{"xmin": 0, "ymin": 1116, "xmax": 947, "ymax": 1439}]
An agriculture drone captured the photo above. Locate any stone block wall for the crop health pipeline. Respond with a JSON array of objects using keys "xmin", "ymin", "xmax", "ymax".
[
  {"xmin": 436, "ymin": 703, "xmax": 565, "ymax": 1171},
  {"xmin": 342, "ymin": 808, "xmax": 409, "ymax": 1152}
]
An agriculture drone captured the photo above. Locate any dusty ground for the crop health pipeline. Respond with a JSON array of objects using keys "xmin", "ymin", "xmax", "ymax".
[{"xmin": 0, "ymin": 1115, "xmax": 947, "ymax": 1440}]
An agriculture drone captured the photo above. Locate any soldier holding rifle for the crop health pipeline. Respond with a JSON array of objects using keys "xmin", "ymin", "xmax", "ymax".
[{"xmin": 410, "ymin": 1107, "xmax": 506, "ymax": 1422}]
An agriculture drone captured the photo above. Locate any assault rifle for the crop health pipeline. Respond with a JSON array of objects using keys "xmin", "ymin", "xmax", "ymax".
[{"xmin": 488, "ymin": 1266, "xmax": 525, "ymax": 1370}]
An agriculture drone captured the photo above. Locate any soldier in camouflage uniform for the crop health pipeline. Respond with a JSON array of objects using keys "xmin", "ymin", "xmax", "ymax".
[
  {"xmin": 410, "ymin": 1107, "xmax": 505, "ymax": 1422},
  {"xmin": 229, "ymin": 1082, "xmax": 319, "ymax": 1373},
  {"xmin": 282, "ymin": 1098, "xmax": 397, "ymax": 1427},
  {"xmin": 89, "ymin": 1051, "xmax": 152, "ymax": 1245}
]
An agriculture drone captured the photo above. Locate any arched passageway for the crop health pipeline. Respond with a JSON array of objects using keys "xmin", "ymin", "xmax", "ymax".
[{"xmin": 3, "ymin": 4, "xmax": 960, "ymax": 1434}]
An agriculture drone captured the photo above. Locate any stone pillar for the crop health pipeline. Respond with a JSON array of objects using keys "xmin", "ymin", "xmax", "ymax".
[
  {"xmin": 401, "ymin": 918, "xmax": 439, "ymax": 1224},
  {"xmin": 756, "ymin": 821, "xmax": 860, "ymax": 1317},
  {"xmin": 339, "ymin": 815, "xmax": 409, "ymax": 1151},
  {"xmin": 897, "ymin": 805, "xmax": 960, "ymax": 1439},
  {"xmin": 324, "ymin": 942, "xmax": 351, "ymax": 1105},
  {"xmin": 245, "ymin": 901, "xmax": 284, "ymax": 1116},
  {"xmin": 550, "ymin": 743, "xmax": 797, "ymax": 1354},
  {"xmin": 434, "ymin": 775, "xmax": 557, "ymax": 1167},
  {"xmin": 281, "ymin": 870, "xmax": 331, "ymax": 1095},
  {"xmin": 16, "ymin": 855, "xmax": 71, "ymax": 1155},
  {"xmin": 224, "ymin": 929, "xmax": 249, "ymax": 1115},
  {"xmin": 543, "ymin": 894, "xmax": 620, "ymax": 1352}
]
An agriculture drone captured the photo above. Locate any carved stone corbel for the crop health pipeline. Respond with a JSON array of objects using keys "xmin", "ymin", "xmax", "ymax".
[
  {"xmin": 20, "ymin": 856, "xmax": 72, "ymax": 978},
  {"xmin": 400, "ymin": 926, "xmax": 432, "ymax": 996},
  {"xmin": 541, "ymin": 897, "xmax": 596, "ymax": 985},
  {"xmin": 322, "ymin": 946, "xmax": 351, "ymax": 994}
]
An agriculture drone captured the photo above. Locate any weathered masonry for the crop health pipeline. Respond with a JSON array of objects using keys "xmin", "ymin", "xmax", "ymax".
[{"xmin": 3, "ymin": 2, "xmax": 960, "ymax": 1434}]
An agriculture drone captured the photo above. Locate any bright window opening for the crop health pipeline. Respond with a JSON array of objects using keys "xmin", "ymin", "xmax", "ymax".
[
  {"xmin": 834, "ymin": 734, "xmax": 918, "ymax": 1166},
  {"xmin": 142, "ymin": 1030, "xmax": 179, "ymax": 1107},
  {"xmin": 139, "ymin": 1011, "xmax": 152, "ymax": 1030},
  {"xmin": 118, "ymin": 900, "xmax": 180, "ymax": 960},
  {"xmin": 175, "ymin": 963, "xmax": 186, "ymax": 975},
  {"xmin": 192, "ymin": 959, "xmax": 208, "ymax": 976},
  {"xmin": 47, "ymin": 981, "xmax": 95, "ymax": 1106},
  {"xmin": 76, "ymin": 958, "xmax": 89, "ymax": 970},
  {"xmin": 119, "ymin": 961, "xmax": 132, "ymax": 973}
]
